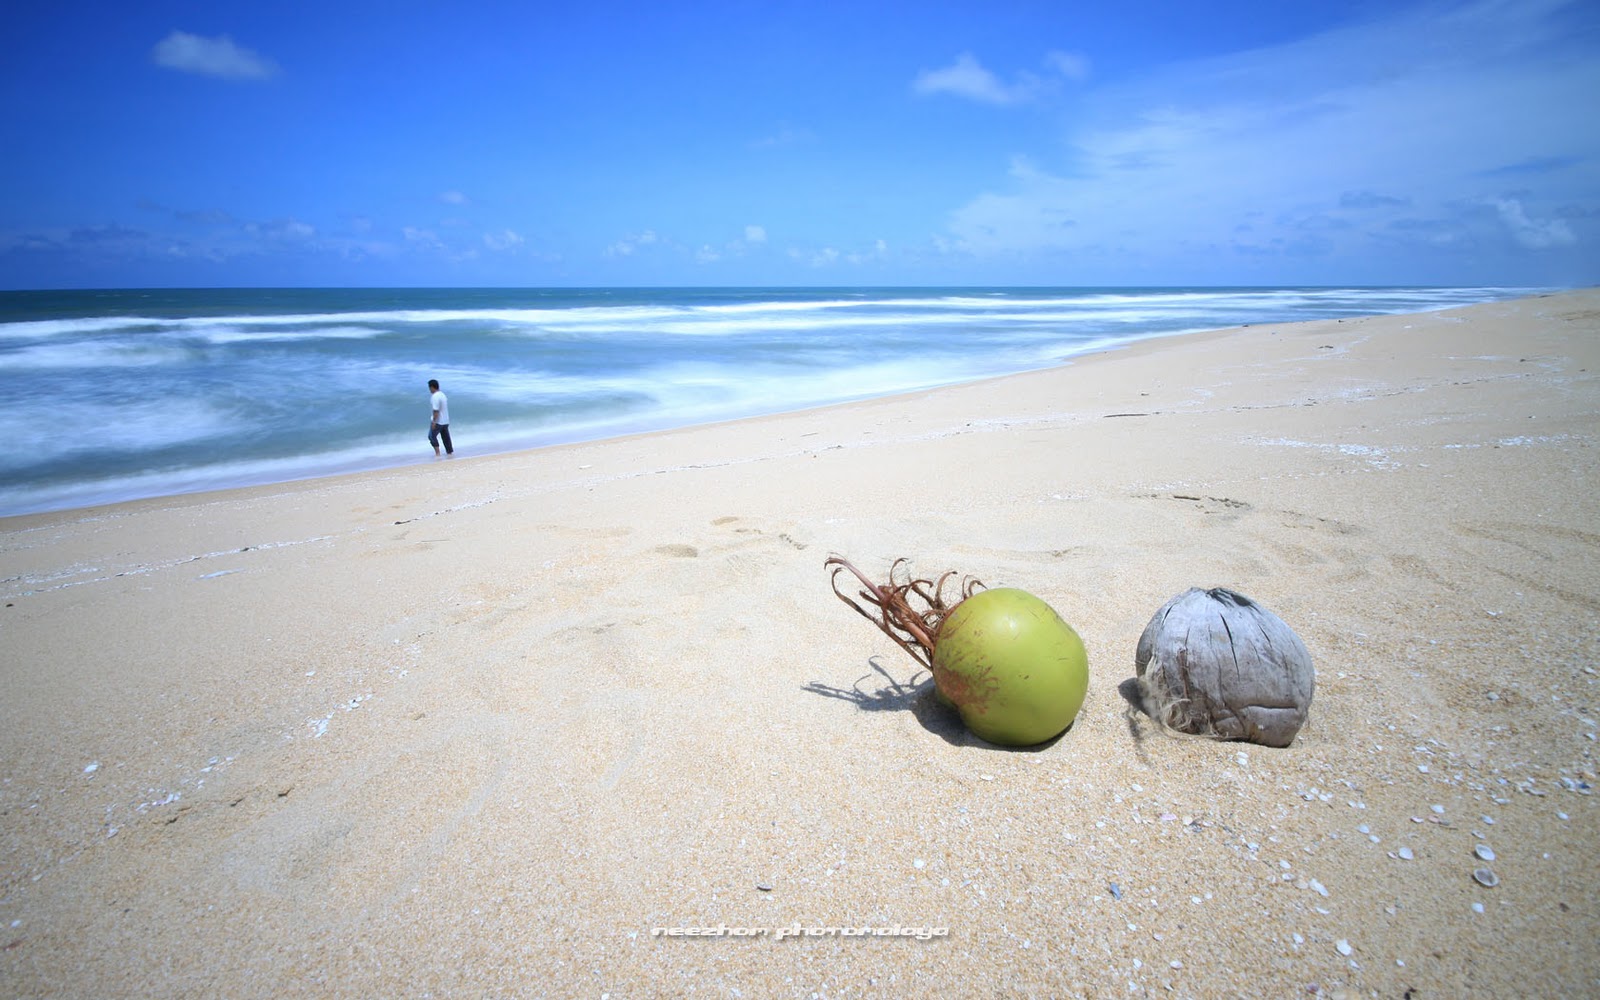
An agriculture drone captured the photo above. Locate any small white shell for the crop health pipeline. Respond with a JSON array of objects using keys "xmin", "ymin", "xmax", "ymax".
[
  {"xmin": 1474, "ymin": 845, "xmax": 1496, "ymax": 861},
  {"xmin": 1473, "ymin": 868, "xmax": 1500, "ymax": 887}
]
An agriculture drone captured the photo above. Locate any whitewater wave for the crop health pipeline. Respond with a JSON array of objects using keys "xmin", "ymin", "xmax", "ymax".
[
  {"xmin": 0, "ymin": 285, "xmax": 1550, "ymax": 517},
  {"xmin": 0, "ymin": 286, "xmax": 1530, "ymax": 342}
]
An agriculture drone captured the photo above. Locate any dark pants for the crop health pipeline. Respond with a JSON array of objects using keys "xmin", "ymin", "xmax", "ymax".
[{"xmin": 429, "ymin": 423, "xmax": 453, "ymax": 454}]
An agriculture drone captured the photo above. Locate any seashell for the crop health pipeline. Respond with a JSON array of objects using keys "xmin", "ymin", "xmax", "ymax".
[
  {"xmin": 1397, "ymin": 847, "xmax": 1415, "ymax": 860},
  {"xmin": 1474, "ymin": 845, "xmax": 1496, "ymax": 862},
  {"xmin": 1133, "ymin": 587, "xmax": 1314, "ymax": 747},
  {"xmin": 1473, "ymin": 868, "xmax": 1499, "ymax": 887}
]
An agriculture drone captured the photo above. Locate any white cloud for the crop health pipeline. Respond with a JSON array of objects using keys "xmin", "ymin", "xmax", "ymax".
[
  {"xmin": 845, "ymin": 240, "xmax": 890, "ymax": 265},
  {"xmin": 1494, "ymin": 198, "xmax": 1576, "ymax": 249},
  {"xmin": 782, "ymin": 238, "xmax": 889, "ymax": 268},
  {"xmin": 605, "ymin": 229, "xmax": 659, "ymax": 257},
  {"xmin": 440, "ymin": 191, "xmax": 469, "ymax": 206},
  {"xmin": 744, "ymin": 225, "xmax": 767, "ymax": 244},
  {"xmin": 483, "ymin": 229, "xmax": 524, "ymax": 252},
  {"xmin": 696, "ymin": 245, "xmax": 721, "ymax": 263},
  {"xmin": 787, "ymin": 246, "xmax": 842, "ymax": 267},
  {"xmin": 243, "ymin": 219, "xmax": 315, "ymax": 243},
  {"xmin": 914, "ymin": 53, "xmax": 1017, "ymax": 104},
  {"xmin": 152, "ymin": 31, "xmax": 278, "ymax": 81},
  {"xmin": 913, "ymin": 51, "xmax": 1089, "ymax": 105},
  {"xmin": 403, "ymin": 226, "xmax": 444, "ymax": 252},
  {"xmin": 1046, "ymin": 50, "xmax": 1091, "ymax": 82}
]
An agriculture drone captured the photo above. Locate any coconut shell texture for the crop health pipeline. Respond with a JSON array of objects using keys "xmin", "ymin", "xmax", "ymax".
[{"xmin": 1134, "ymin": 587, "xmax": 1314, "ymax": 748}]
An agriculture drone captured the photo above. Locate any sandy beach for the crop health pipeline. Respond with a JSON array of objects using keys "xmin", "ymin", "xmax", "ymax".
[{"xmin": 2, "ymin": 289, "xmax": 1597, "ymax": 998}]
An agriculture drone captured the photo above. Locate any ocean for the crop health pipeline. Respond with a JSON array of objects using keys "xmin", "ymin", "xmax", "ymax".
[{"xmin": 1, "ymin": 286, "xmax": 1542, "ymax": 517}]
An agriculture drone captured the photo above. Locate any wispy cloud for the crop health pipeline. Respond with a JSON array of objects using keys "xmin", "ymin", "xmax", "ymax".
[
  {"xmin": 402, "ymin": 226, "xmax": 444, "ymax": 252},
  {"xmin": 597, "ymin": 225, "xmax": 779, "ymax": 267},
  {"xmin": 248, "ymin": 219, "xmax": 315, "ymax": 242},
  {"xmin": 752, "ymin": 124, "xmax": 815, "ymax": 148},
  {"xmin": 938, "ymin": 0, "xmax": 1599, "ymax": 279},
  {"xmin": 913, "ymin": 54, "xmax": 1015, "ymax": 104},
  {"xmin": 912, "ymin": 51, "xmax": 1090, "ymax": 105},
  {"xmin": 1478, "ymin": 155, "xmax": 1586, "ymax": 178},
  {"xmin": 151, "ymin": 31, "xmax": 278, "ymax": 81},
  {"xmin": 1045, "ymin": 51, "xmax": 1090, "ymax": 82},
  {"xmin": 1, "ymin": 206, "xmax": 508, "ymax": 279},
  {"xmin": 1494, "ymin": 197, "xmax": 1576, "ymax": 249},
  {"xmin": 605, "ymin": 230, "xmax": 658, "ymax": 257},
  {"xmin": 483, "ymin": 229, "xmax": 524, "ymax": 252},
  {"xmin": 786, "ymin": 239, "xmax": 888, "ymax": 268},
  {"xmin": 1339, "ymin": 191, "xmax": 1411, "ymax": 210},
  {"xmin": 791, "ymin": 246, "xmax": 840, "ymax": 267}
]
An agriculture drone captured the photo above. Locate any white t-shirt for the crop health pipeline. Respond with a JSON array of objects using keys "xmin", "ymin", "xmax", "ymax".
[{"xmin": 430, "ymin": 390, "xmax": 450, "ymax": 425}]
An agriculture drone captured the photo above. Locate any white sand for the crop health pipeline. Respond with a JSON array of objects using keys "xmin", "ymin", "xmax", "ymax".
[{"xmin": 2, "ymin": 289, "xmax": 1597, "ymax": 997}]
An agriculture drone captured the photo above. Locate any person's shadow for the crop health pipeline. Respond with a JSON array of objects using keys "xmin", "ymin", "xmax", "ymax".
[{"xmin": 802, "ymin": 657, "xmax": 1070, "ymax": 751}]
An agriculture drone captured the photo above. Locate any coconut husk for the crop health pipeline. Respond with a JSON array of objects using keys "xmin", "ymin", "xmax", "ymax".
[{"xmin": 1133, "ymin": 587, "xmax": 1314, "ymax": 748}]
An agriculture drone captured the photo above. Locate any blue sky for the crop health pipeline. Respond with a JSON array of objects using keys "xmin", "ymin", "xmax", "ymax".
[{"xmin": 2, "ymin": 0, "xmax": 1596, "ymax": 288}]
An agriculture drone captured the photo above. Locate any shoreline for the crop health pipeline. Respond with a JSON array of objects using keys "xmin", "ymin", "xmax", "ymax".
[
  {"xmin": 0, "ymin": 316, "xmax": 1323, "ymax": 529},
  {"xmin": 3, "ymin": 288, "xmax": 1597, "ymax": 996},
  {"xmin": 0, "ymin": 286, "xmax": 1553, "ymax": 521}
]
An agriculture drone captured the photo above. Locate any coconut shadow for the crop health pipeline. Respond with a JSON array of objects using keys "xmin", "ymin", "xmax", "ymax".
[{"xmin": 802, "ymin": 656, "xmax": 1075, "ymax": 751}]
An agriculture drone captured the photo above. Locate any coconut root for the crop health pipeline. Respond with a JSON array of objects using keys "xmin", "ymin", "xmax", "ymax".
[{"xmin": 825, "ymin": 555, "xmax": 984, "ymax": 670}]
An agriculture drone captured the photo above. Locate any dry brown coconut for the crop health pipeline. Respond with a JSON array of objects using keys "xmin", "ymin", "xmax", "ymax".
[{"xmin": 1133, "ymin": 587, "xmax": 1314, "ymax": 748}]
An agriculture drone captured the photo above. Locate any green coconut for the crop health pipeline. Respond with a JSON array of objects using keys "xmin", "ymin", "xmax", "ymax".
[{"xmin": 826, "ymin": 557, "xmax": 1089, "ymax": 746}]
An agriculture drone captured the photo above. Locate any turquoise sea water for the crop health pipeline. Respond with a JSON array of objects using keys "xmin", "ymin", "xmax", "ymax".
[{"xmin": 0, "ymin": 286, "xmax": 1543, "ymax": 516}]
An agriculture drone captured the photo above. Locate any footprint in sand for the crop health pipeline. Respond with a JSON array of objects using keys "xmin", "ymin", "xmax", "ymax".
[{"xmin": 711, "ymin": 515, "xmax": 808, "ymax": 550}]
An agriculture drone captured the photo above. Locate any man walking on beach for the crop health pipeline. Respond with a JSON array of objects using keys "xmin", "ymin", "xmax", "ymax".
[{"xmin": 428, "ymin": 379, "xmax": 453, "ymax": 457}]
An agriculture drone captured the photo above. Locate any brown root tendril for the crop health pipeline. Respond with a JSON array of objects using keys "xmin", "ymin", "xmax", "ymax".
[{"xmin": 825, "ymin": 555, "xmax": 985, "ymax": 670}]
